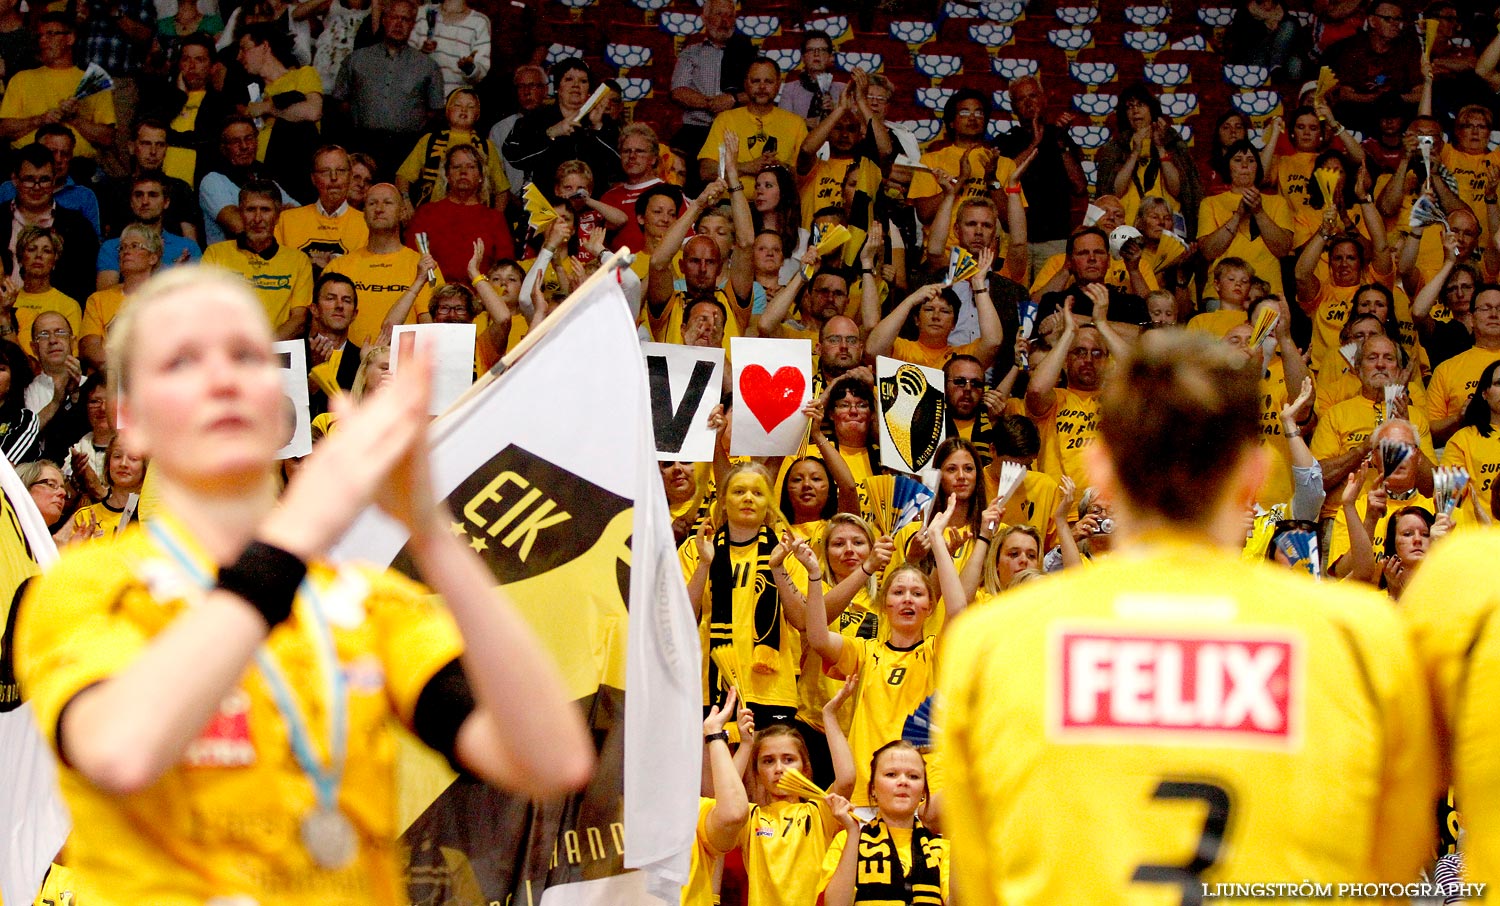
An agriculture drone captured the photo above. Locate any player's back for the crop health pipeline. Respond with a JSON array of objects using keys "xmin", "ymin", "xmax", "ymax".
[
  {"xmin": 938, "ymin": 536, "xmax": 1440, "ymax": 905},
  {"xmin": 1404, "ymin": 527, "xmax": 1500, "ymax": 886}
]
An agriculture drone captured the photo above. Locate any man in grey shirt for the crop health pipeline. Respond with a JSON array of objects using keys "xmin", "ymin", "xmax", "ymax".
[
  {"xmin": 668, "ymin": 0, "xmax": 752, "ymax": 179},
  {"xmin": 332, "ymin": 0, "xmax": 445, "ymax": 179}
]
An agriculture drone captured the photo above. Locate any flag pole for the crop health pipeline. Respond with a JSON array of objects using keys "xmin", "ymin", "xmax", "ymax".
[{"xmin": 433, "ymin": 250, "xmax": 637, "ymax": 426}]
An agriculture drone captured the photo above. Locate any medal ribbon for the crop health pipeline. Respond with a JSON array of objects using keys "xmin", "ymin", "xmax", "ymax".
[{"xmin": 146, "ymin": 521, "xmax": 348, "ymax": 816}]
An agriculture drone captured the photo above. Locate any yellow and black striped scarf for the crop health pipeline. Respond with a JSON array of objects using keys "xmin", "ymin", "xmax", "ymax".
[
  {"xmin": 707, "ymin": 524, "xmax": 781, "ymax": 698},
  {"xmin": 413, "ymin": 129, "xmax": 490, "ymax": 206},
  {"xmin": 854, "ymin": 817, "xmax": 943, "ymax": 906}
]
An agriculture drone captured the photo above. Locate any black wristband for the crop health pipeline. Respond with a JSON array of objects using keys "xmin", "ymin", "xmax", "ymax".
[
  {"xmin": 216, "ymin": 540, "xmax": 307, "ymax": 628},
  {"xmin": 704, "ymin": 730, "xmax": 730, "ymax": 745}
]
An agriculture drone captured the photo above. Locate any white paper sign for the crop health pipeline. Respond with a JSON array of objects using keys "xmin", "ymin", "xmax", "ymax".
[
  {"xmin": 729, "ymin": 337, "xmax": 812, "ymax": 457},
  {"xmin": 272, "ymin": 340, "xmax": 312, "ymax": 460},
  {"xmin": 875, "ymin": 355, "xmax": 947, "ymax": 476},
  {"xmin": 391, "ymin": 323, "xmax": 477, "ymax": 416},
  {"xmin": 891, "ymin": 126, "xmax": 926, "ymax": 169},
  {"xmin": 643, "ymin": 342, "xmax": 723, "ymax": 462}
]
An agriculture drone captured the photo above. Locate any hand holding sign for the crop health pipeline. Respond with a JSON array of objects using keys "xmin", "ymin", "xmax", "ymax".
[{"xmin": 730, "ymin": 338, "xmax": 813, "ymax": 456}]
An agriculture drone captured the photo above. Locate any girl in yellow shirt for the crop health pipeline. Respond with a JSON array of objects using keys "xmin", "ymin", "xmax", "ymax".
[
  {"xmin": 71, "ymin": 438, "xmax": 146, "ymax": 541},
  {"xmin": 820, "ymin": 742, "xmax": 949, "ymax": 906},
  {"xmin": 729, "ymin": 680, "xmax": 855, "ymax": 906},
  {"xmin": 790, "ymin": 496, "xmax": 967, "ymax": 806}
]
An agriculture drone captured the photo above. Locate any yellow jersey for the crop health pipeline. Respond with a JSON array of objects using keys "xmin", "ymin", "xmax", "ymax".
[
  {"xmin": 80, "ymin": 285, "xmax": 126, "ymax": 341},
  {"xmin": 938, "ymin": 535, "xmax": 1440, "ymax": 904},
  {"xmin": 1315, "ymin": 353, "xmax": 1428, "ymax": 417},
  {"xmin": 1440, "ymin": 145, "xmax": 1500, "ymax": 245},
  {"xmin": 1441, "ymin": 425, "xmax": 1500, "ymax": 524},
  {"xmin": 982, "ymin": 465, "xmax": 1062, "ymax": 551},
  {"xmin": 888, "ymin": 336, "xmax": 986, "ymax": 370},
  {"xmin": 164, "ymin": 89, "xmax": 205, "ymax": 185},
  {"xmin": 257, "ymin": 67, "xmax": 322, "ymax": 161},
  {"xmin": 832, "ymin": 636, "xmax": 937, "ymax": 807},
  {"xmin": 273, "ymin": 203, "xmax": 370, "ymax": 265},
  {"xmin": 1427, "ymin": 347, "xmax": 1500, "ymax": 429},
  {"xmin": 324, "ymin": 245, "xmax": 441, "ymax": 348},
  {"xmin": 13, "ymin": 512, "xmax": 465, "ymax": 906},
  {"xmin": 1403, "ymin": 528, "xmax": 1500, "ymax": 887},
  {"xmin": 699, "ymin": 107, "xmax": 808, "ymax": 193},
  {"xmin": 1031, "ymin": 387, "xmax": 1100, "ymax": 493},
  {"xmin": 201, "ymin": 239, "xmax": 314, "ymax": 328},
  {"xmin": 15, "ymin": 287, "xmax": 81, "ymax": 344},
  {"xmin": 1309, "ymin": 394, "xmax": 1437, "ymax": 464},
  {"xmin": 679, "ymin": 533, "xmax": 806, "ymax": 709},
  {"xmin": 1184, "ymin": 308, "xmax": 1246, "ymax": 339},
  {"xmin": 1269, "ymin": 150, "xmax": 1316, "ymax": 218},
  {"xmin": 1196, "ymin": 191, "xmax": 1293, "ymax": 295},
  {"xmin": 738, "ymin": 799, "xmax": 835, "ymax": 906},
  {"xmin": 0, "ymin": 66, "xmax": 115, "ymax": 156}
]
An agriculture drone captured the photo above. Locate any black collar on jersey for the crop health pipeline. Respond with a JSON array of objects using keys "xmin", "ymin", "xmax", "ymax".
[
  {"xmin": 886, "ymin": 637, "xmax": 925, "ymax": 653},
  {"xmin": 237, "ymin": 237, "xmax": 280, "ymax": 259},
  {"xmin": 854, "ymin": 816, "xmax": 943, "ymax": 905}
]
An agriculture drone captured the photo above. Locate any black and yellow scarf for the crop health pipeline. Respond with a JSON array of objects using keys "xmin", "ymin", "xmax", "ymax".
[
  {"xmin": 854, "ymin": 817, "xmax": 944, "ymax": 905},
  {"xmin": 707, "ymin": 524, "xmax": 781, "ymax": 692},
  {"xmin": 412, "ymin": 129, "xmax": 490, "ymax": 206}
]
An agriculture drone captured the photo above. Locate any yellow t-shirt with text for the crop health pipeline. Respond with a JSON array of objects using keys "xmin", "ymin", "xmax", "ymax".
[{"xmin": 939, "ymin": 536, "xmax": 1440, "ymax": 904}]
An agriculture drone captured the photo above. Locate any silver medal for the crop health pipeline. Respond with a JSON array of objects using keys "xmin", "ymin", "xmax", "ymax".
[{"xmin": 300, "ymin": 806, "xmax": 358, "ymax": 870}]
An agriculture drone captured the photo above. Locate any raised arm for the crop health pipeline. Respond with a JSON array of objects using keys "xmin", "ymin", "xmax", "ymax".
[
  {"xmin": 1293, "ymin": 230, "xmax": 1327, "ymax": 312},
  {"xmin": 926, "ymin": 494, "xmax": 969, "ymax": 622},
  {"xmin": 1479, "ymin": 28, "xmax": 1500, "ymax": 88},
  {"xmin": 382, "ymin": 258, "xmax": 438, "ymax": 329},
  {"xmin": 858, "ymin": 221, "xmax": 884, "ymax": 334},
  {"xmin": 866, "ymin": 283, "xmax": 941, "ymax": 359},
  {"xmin": 970, "ymin": 247, "xmax": 1004, "ymax": 368},
  {"xmin": 822, "ymin": 675, "xmax": 858, "ymax": 800},
  {"xmin": 756, "ymin": 248, "xmax": 818, "ymax": 336},
  {"xmin": 722, "ymin": 133, "xmax": 756, "ymax": 307},
  {"xmin": 1413, "ymin": 235, "xmax": 1458, "ymax": 326},
  {"xmin": 1259, "ymin": 117, "xmax": 1283, "ymax": 179},
  {"xmin": 799, "ymin": 90, "xmax": 854, "ymax": 170},
  {"xmin": 1083, "ymin": 283, "xmax": 1133, "ymax": 361},
  {"xmin": 960, "ymin": 491, "xmax": 1006, "ymax": 602},
  {"xmin": 809, "ymin": 398, "xmax": 861, "ymax": 516},
  {"xmin": 1025, "ymin": 298, "xmax": 1076, "ymax": 417},
  {"xmin": 790, "ymin": 536, "xmax": 843, "ymax": 666},
  {"xmin": 701, "ymin": 689, "xmax": 750, "ymax": 854},
  {"xmin": 923, "ymin": 160, "xmax": 968, "ymax": 267},
  {"xmin": 685, "ymin": 519, "xmax": 714, "ymax": 620},
  {"xmin": 648, "ymin": 180, "xmax": 727, "ymax": 310},
  {"xmin": 823, "ymin": 534, "xmax": 893, "ymax": 622},
  {"xmin": 1331, "ymin": 467, "xmax": 1378, "ymax": 583},
  {"xmin": 1002, "ymin": 150, "xmax": 1034, "ymax": 284},
  {"xmin": 1052, "ymin": 475, "xmax": 1084, "ymax": 568}
]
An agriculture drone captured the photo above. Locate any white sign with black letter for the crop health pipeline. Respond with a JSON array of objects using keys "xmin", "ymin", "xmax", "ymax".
[{"xmin": 643, "ymin": 343, "xmax": 723, "ymax": 462}]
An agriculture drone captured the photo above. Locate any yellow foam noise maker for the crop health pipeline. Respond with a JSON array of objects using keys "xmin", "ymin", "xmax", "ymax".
[
  {"xmin": 309, "ymin": 351, "xmax": 345, "ymax": 399},
  {"xmin": 1313, "ymin": 66, "xmax": 1337, "ymax": 101},
  {"xmin": 523, "ymin": 182, "xmax": 557, "ymax": 231},
  {"xmin": 1313, "ymin": 167, "xmax": 1341, "ymax": 210}
]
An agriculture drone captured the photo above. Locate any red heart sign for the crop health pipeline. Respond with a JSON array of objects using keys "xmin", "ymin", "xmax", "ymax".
[{"xmin": 739, "ymin": 365, "xmax": 805, "ymax": 433}]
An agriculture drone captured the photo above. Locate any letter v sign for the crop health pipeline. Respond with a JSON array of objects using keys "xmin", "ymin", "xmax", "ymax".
[{"xmin": 648, "ymin": 354, "xmax": 717, "ymax": 455}]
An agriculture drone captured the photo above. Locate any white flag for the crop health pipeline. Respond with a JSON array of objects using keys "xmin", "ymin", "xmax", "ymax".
[
  {"xmin": 332, "ymin": 272, "xmax": 700, "ymax": 903},
  {"xmin": 0, "ymin": 457, "xmax": 68, "ymax": 906}
]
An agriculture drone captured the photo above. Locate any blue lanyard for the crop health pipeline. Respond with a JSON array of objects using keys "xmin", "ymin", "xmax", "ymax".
[{"xmin": 147, "ymin": 522, "xmax": 348, "ymax": 812}]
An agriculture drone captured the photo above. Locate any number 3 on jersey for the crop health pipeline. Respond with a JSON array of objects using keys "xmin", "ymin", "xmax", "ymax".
[{"xmin": 1132, "ymin": 780, "xmax": 1231, "ymax": 906}]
